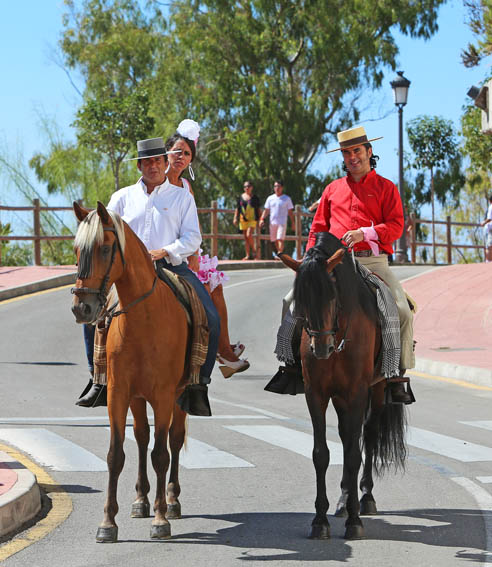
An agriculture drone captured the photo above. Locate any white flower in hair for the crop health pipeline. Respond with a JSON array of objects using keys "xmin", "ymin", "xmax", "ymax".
[{"xmin": 176, "ymin": 119, "xmax": 200, "ymax": 144}]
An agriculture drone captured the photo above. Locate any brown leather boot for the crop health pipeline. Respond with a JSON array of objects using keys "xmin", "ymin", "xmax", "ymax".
[{"xmin": 386, "ymin": 376, "xmax": 415, "ymax": 405}]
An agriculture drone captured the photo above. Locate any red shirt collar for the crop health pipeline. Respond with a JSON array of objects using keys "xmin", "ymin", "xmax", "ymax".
[{"xmin": 347, "ymin": 168, "xmax": 376, "ymax": 185}]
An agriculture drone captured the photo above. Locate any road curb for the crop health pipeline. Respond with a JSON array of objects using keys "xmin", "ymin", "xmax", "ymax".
[
  {"xmin": 414, "ymin": 357, "xmax": 492, "ymax": 388},
  {"xmin": 0, "ymin": 273, "xmax": 77, "ymax": 302},
  {"xmin": 0, "ymin": 450, "xmax": 41, "ymax": 538}
]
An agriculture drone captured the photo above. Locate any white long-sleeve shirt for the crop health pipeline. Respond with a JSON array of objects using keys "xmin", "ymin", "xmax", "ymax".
[{"xmin": 107, "ymin": 177, "xmax": 202, "ymax": 266}]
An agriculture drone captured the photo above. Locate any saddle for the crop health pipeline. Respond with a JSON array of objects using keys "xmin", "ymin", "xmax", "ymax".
[{"xmin": 92, "ymin": 267, "xmax": 209, "ymax": 388}]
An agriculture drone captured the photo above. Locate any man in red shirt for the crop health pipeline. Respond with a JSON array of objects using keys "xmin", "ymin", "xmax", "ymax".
[{"xmin": 308, "ymin": 126, "xmax": 414, "ymax": 404}]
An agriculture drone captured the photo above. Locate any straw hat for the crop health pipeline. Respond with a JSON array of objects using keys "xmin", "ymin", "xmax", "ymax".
[{"xmin": 327, "ymin": 126, "xmax": 383, "ymax": 153}]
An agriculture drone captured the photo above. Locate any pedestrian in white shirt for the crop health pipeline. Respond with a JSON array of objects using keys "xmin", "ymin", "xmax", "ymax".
[
  {"xmin": 78, "ymin": 123, "xmax": 219, "ymax": 416},
  {"xmin": 259, "ymin": 180, "xmax": 294, "ymax": 254},
  {"xmin": 481, "ymin": 194, "xmax": 492, "ymax": 263}
]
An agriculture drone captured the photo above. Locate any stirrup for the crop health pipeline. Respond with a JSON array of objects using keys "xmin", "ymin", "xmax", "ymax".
[
  {"xmin": 384, "ymin": 376, "xmax": 415, "ymax": 405},
  {"xmin": 264, "ymin": 365, "xmax": 304, "ymax": 395}
]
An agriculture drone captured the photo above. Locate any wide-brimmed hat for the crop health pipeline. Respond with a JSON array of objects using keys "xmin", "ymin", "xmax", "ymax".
[
  {"xmin": 125, "ymin": 137, "xmax": 167, "ymax": 161},
  {"xmin": 327, "ymin": 126, "xmax": 383, "ymax": 153}
]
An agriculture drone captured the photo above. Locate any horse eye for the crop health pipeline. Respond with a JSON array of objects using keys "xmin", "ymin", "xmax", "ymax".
[{"xmin": 101, "ymin": 245, "xmax": 111, "ymax": 257}]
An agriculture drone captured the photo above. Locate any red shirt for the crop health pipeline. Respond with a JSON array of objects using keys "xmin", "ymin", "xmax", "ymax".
[{"xmin": 307, "ymin": 169, "xmax": 404, "ymax": 254}]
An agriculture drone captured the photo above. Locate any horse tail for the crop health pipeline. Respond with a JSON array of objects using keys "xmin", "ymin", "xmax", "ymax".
[{"xmin": 372, "ymin": 403, "xmax": 408, "ymax": 475}]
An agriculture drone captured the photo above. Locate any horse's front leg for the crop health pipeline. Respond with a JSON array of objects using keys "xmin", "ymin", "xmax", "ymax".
[
  {"xmin": 149, "ymin": 396, "xmax": 174, "ymax": 539},
  {"xmin": 165, "ymin": 401, "xmax": 187, "ymax": 519},
  {"xmin": 96, "ymin": 394, "xmax": 129, "ymax": 543},
  {"xmin": 130, "ymin": 398, "xmax": 151, "ymax": 518},
  {"xmin": 335, "ymin": 396, "xmax": 366, "ymax": 540},
  {"xmin": 305, "ymin": 389, "xmax": 331, "ymax": 539}
]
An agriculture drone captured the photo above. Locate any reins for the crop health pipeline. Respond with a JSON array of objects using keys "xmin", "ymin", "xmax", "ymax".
[{"xmin": 72, "ymin": 224, "xmax": 157, "ymax": 321}]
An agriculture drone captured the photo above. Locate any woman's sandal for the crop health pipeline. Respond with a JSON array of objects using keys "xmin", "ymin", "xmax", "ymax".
[{"xmin": 218, "ymin": 356, "xmax": 250, "ymax": 379}]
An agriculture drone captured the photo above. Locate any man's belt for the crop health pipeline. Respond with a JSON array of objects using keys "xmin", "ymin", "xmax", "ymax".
[{"xmin": 353, "ymin": 250, "xmax": 387, "ymax": 257}]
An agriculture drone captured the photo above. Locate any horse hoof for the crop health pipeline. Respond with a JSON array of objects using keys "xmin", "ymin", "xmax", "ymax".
[
  {"xmin": 131, "ymin": 501, "xmax": 150, "ymax": 518},
  {"xmin": 166, "ymin": 502, "xmax": 181, "ymax": 519},
  {"xmin": 309, "ymin": 524, "xmax": 330, "ymax": 539},
  {"xmin": 96, "ymin": 526, "xmax": 118, "ymax": 543},
  {"xmin": 344, "ymin": 524, "xmax": 364, "ymax": 540},
  {"xmin": 334, "ymin": 504, "xmax": 347, "ymax": 518},
  {"xmin": 150, "ymin": 523, "xmax": 171, "ymax": 539},
  {"xmin": 360, "ymin": 498, "xmax": 377, "ymax": 516}
]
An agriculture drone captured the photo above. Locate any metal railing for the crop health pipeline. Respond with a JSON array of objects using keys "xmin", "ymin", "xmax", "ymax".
[{"xmin": 0, "ymin": 200, "xmax": 485, "ymax": 266}]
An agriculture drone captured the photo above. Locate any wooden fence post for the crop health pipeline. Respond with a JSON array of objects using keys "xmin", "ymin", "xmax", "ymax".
[
  {"xmin": 446, "ymin": 215, "xmax": 452, "ymax": 265},
  {"xmin": 211, "ymin": 200, "xmax": 218, "ymax": 258},
  {"xmin": 410, "ymin": 212, "xmax": 416, "ymax": 264},
  {"xmin": 33, "ymin": 198, "xmax": 41, "ymax": 266},
  {"xmin": 295, "ymin": 205, "xmax": 303, "ymax": 259}
]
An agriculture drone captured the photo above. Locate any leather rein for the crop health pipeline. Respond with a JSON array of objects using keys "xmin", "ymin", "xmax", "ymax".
[{"xmin": 71, "ymin": 226, "xmax": 157, "ymax": 320}]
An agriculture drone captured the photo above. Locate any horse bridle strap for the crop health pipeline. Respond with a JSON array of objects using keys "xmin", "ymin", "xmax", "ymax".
[
  {"xmin": 304, "ymin": 311, "xmax": 352, "ymax": 354},
  {"xmin": 110, "ymin": 276, "xmax": 158, "ymax": 319}
]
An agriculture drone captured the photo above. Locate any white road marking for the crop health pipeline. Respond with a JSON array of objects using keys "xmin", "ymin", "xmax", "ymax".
[
  {"xmin": 477, "ymin": 477, "xmax": 492, "ymax": 484},
  {"xmin": 0, "ymin": 414, "xmax": 267, "ymax": 424},
  {"xmin": 225, "ymin": 424, "xmax": 344, "ymax": 465},
  {"xmin": 407, "ymin": 426, "xmax": 492, "ymax": 462},
  {"xmin": 452, "ymin": 477, "xmax": 492, "ymax": 565},
  {"xmin": 122, "ymin": 426, "xmax": 254, "ymax": 469},
  {"xmin": 461, "ymin": 421, "xmax": 492, "ymax": 432},
  {"xmin": 225, "ymin": 273, "xmax": 292, "ymax": 289},
  {"xmin": 0, "ymin": 428, "xmax": 107, "ymax": 472}
]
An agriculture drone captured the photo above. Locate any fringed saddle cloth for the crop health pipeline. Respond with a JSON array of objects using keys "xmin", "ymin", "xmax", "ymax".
[{"xmin": 93, "ymin": 270, "xmax": 209, "ymax": 387}]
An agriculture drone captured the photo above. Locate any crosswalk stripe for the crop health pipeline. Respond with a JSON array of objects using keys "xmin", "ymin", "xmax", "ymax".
[
  {"xmin": 0, "ymin": 428, "xmax": 107, "ymax": 472},
  {"xmin": 225, "ymin": 425, "xmax": 344, "ymax": 465},
  {"xmin": 460, "ymin": 421, "xmax": 492, "ymax": 432},
  {"xmin": 407, "ymin": 426, "xmax": 492, "ymax": 462},
  {"xmin": 0, "ymin": 415, "xmax": 268, "ymax": 424},
  {"xmin": 122, "ymin": 427, "xmax": 254, "ymax": 469},
  {"xmin": 477, "ymin": 477, "xmax": 492, "ymax": 484}
]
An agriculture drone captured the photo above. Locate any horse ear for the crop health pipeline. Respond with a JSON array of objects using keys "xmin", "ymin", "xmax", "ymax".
[
  {"xmin": 73, "ymin": 201, "xmax": 90, "ymax": 222},
  {"xmin": 325, "ymin": 248, "xmax": 345, "ymax": 273},
  {"xmin": 278, "ymin": 253, "xmax": 301, "ymax": 272},
  {"xmin": 96, "ymin": 201, "xmax": 111, "ymax": 224}
]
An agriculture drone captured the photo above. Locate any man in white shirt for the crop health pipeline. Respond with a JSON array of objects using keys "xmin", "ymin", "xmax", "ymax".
[
  {"xmin": 78, "ymin": 137, "xmax": 219, "ymax": 416},
  {"xmin": 259, "ymin": 180, "xmax": 294, "ymax": 254}
]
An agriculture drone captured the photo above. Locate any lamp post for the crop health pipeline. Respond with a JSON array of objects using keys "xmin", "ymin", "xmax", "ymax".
[{"xmin": 390, "ymin": 70, "xmax": 411, "ymax": 263}]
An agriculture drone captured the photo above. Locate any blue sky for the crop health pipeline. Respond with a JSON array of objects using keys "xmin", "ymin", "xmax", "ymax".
[{"xmin": 0, "ymin": 0, "xmax": 490, "ymax": 221}]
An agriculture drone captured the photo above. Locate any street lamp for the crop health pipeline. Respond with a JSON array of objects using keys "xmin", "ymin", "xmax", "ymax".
[{"xmin": 390, "ymin": 70, "xmax": 411, "ymax": 263}]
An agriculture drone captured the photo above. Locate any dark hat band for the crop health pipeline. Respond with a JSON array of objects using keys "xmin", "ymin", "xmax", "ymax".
[
  {"xmin": 137, "ymin": 147, "xmax": 166, "ymax": 159},
  {"xmin": 339, "ymin": 135, "xmax": 369, "ymax": 149}
]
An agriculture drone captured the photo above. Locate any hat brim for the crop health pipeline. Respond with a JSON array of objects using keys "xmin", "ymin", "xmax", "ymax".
[
  {"xmin": 326, "ymin": 136, "xmax": 383, "ymax": 153},
  {"xmin": 124, "ymin": 149, "xmax": 182, "ymax": 162}
]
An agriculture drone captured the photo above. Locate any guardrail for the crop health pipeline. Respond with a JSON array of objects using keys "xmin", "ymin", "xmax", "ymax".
[{"xmin": 0, "ymin": 200, "xmax": 485, "ymax": 266}]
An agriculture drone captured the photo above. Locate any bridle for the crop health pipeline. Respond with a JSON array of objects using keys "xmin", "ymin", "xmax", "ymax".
[{"xmin": 71, "ymin": 225, "xmax": 156, "ymax": 321}]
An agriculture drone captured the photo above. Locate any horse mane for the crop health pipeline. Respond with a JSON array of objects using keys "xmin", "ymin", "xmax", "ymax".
[
  {"xmin": 74, "ymin": 209, "xmax": 126, "ymax": 278},
  {"xmin": 294, "ymin": 232, "xmax": 377, "ymax": 328}
]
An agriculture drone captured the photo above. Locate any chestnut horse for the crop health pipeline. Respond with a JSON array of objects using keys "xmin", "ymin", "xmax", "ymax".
[
  {"xmin": 71, "ymin": 202, "xmax": 190, "ymax": 543},
  {"xmin": 279, "ymin": 232, "xmax": 406, "ymax": 540}
]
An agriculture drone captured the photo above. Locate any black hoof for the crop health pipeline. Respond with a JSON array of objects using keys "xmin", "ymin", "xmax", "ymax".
[
  {"xmin": 131, "ymin": 501, "xmax": 150, "ymax": 518},
  {"xmin": 309, "ymin": 524, "xmax": 331, "ymax": 539},
  {"xmin": 334, "ymin": 503, "xmax": 347, "ymax": 518},
  {"xmin": 96, "ymin": 525, "xmax": 118, "ymax": 543},
  {"xmin": 166, "ymin": 502, "xmax": 181, "ymax": 519},
  {"xmin": 344, "ymin": 524, "xmax": 364, "ymax": 540},
  {"xmin": 150, "ymin": 522, "xmax": 171, "ymax": 539},
  {"xmin": 360, "ymin": 497, "xmax": 377, "ymax": 515}
]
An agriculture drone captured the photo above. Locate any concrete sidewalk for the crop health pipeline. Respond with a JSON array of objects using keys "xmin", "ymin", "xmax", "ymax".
[{"xmin": 0, "ymin": 260, "xmax": 490, "ymax": 539}]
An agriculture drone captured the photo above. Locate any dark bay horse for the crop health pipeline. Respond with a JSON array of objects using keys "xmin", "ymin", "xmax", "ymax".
[
  {"xmin": 71, "ymin": 202, "xmax": 191, "ymax": 543},
  {"xmin": 279, "ymin": 232, "xmax": 407, "ymax": 540}
]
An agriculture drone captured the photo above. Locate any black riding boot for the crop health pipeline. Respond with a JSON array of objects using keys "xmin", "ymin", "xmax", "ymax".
[
  {"xmin": 264, "ymin": 363, "xmax": 304, "ymax": 395},
  {"xmin": 386, "ymin": 374, "xmax": 415, "ymax": 405},
  {"xmin": 177, "ymin": 383, "xmax": 212, "ymax": 416},
  {"xmin": 76, "ymin": 382, "xmax": 107, "ymax": 407}
]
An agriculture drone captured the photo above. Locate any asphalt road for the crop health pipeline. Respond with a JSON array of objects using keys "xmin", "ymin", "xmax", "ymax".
[{"xmin": 1, "ymin": 266, "xmax": 492, "ymax": 567}]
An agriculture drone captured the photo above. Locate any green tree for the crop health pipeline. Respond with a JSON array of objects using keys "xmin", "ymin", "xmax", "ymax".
[
  {"xmin": 461, "ymin": 102, "xmax": 492, "ymax": 174},
  {"xmin": 462, "ymin": 0, "xmax": 492, "ymax": 67},
  {"xmin": 73, "ymin": 88, "xmax": 154, "ymax": 191},
  {"xmin": 407, "ymin": 115, "xmax": 462, "ymax": 263},
  {"xmin": 153, "ymin": 0, "xmax": 445, "ymax": 211}
]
